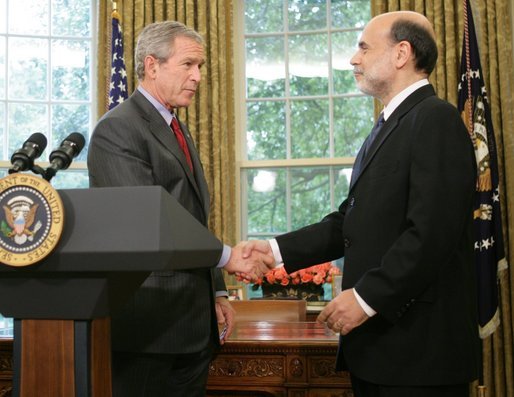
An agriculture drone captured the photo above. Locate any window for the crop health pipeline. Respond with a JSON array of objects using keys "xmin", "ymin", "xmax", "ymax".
[
  {"xmin": 0, "ymin": 0, "xmax": 95, "ymax": 189},
  {"xmin": 236, "ymin": 1, "xmax": 372, "ymax": 247},
  {"xmin": 0, "ymin": 0, "xmax": 95, "ymax": 336}
]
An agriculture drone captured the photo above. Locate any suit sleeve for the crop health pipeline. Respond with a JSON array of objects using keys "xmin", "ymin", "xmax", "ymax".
[
  {"xmin": 212, "ymin": 268, "xmax": 227, "ymax": 293},
  {"xmin": 277, "ymin": 200, "xmax": 348, "ymax": 273}
]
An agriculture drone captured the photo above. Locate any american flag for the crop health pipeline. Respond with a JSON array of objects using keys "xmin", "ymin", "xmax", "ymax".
[
  {"xmin": 458, "ymin": 0, "xmax": 508, "ymax": 338},
  {"xmin": 109, "ymin": 11, "xmax": 128, "ymax": 110}
]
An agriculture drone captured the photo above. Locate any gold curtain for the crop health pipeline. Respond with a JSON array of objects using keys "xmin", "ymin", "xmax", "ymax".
[
  {"xmin": 96, "ymin": 0, "xmax": 237, "ymax": 247},
  {"xmin": 372, "ymin": 1, "xmax": 514, "ymax": 396}
]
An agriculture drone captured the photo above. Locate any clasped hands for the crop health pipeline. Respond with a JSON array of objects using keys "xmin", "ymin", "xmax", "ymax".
[{"xmin": 224, "ymin": 240, "xmax": 275, "ymax": 282}]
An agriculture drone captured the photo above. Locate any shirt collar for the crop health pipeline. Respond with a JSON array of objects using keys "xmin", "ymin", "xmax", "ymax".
[
  {"xmin": 382, "ymin": 79, "xmax": 429, "ymax": 121},
  {"xmin": 137, "ymin": 85, "xmax": 174, "ymax": 125}
]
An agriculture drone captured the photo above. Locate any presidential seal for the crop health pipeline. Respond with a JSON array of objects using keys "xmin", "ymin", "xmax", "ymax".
[{"xmin": 0, "ymin": 173, "xmax": 64, "ymax": 267}]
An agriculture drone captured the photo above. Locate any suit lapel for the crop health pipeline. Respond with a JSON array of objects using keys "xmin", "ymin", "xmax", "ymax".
[
  {"xmin": 178, "ymin": 120, "xmax": 211, "ymax": 217},
  {"xmin": 350, "ymin": 85, "xmax": 436, "ymax": 191},
  {"xmin": 132, "ymin": 92, "xmax": 209, "ymax": 219}
]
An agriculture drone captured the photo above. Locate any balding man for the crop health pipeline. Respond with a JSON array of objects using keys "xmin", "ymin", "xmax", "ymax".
[{"xmin": 244, "ymin": 11, "xmax": 480, "ymax": 397}]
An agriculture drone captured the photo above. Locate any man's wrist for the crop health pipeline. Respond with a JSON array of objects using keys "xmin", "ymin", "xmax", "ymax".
[
  {"xmin": 269, "ymin": 239, "xmax": 283, "ymax": 266},
  {"xmin": 217, "ymin": 244, "xmax": 231, "ymax": 268},
  {"xmin": 353, "ymin": 288, "xmax": 377, "ymax": 317}
]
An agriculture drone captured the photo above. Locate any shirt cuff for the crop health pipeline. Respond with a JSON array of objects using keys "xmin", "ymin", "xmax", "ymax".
[
  {"xmin": 353, "ymin": 288, "xmax": 377, "ymax": 317},
  {"xmin": 269, "ymin": 239, "xmax": 284, "ymax": 267},
  {"xmin": 216, "ymin": 244, "xmax": 232, "ymax": 268}
]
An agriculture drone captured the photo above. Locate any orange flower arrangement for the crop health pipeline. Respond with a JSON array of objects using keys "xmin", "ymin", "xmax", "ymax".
[{"xmin": 238, "ymin": 262, "xmax": 341, "ymax": 289}]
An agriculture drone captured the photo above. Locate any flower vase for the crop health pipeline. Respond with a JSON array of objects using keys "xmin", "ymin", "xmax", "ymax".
[{"xmin": 261, "ymin": 283, "xmax": 324, "ymax": 301}]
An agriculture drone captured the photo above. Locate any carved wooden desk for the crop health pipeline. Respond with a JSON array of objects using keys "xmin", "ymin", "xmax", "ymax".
[
  {"xmin": 207, "ymin": 321, "xmax": 353, "ymax": 397},
  {"xmin": 0, "ymin": 338, "xmax": 13, "ymax": 397}
]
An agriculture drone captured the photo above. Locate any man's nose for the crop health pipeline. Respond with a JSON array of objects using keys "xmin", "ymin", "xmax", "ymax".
[
  {"xmin": 192, "ymin": 66, "xmax": 202, "ymax": 82},
  {"xmin": 350, "ymin": 52, "xmax": 359, "ymax": 66}
]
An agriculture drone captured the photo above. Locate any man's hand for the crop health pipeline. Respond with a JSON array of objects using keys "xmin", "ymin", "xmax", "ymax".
[
  {"xmin": 215, "ymin": 297, "xmax": 236, "ymax": 345},
  {"xmin": 241, "ymin": 240, "xmax": 273, "ymax": 259},
  {"xmin": 224, "ymin": 241, "xmax": 275, "ymax": 281},
  {"xmin": 317, "ymin": 289, "xmax": 369, "ymax": 335}
]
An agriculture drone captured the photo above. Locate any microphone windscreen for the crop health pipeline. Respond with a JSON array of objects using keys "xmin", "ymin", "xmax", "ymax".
[
  {"xmin": 27, "ymin": 132, "xmax": 48, "ymax": 154},
  {"xmin": 65, "ymin": 132, "xmax": 86, "ymax": 154}
]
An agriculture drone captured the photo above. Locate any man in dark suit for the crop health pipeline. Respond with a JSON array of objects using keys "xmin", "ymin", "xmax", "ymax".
[
  {"xmin": 88, "ymin": 21, "xmax": 272, "ymax": 397},
  {"xmin": 244, "ymin": 11, "xmax": 480, "ymax": 397}
]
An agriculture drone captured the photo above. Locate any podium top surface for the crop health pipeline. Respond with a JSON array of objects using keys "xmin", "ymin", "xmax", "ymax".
[{"xmin": 0, "ymin": 186, "xmax": 223, "ymax": 273}]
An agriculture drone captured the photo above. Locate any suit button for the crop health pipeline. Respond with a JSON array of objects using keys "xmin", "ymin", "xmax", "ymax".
[
  {"xmin": 349, "ymin": 197, "xmax": 355, "ymax": 207},
  {"xmin": 344, "ymin": 238, "xmax": 351, "ymax": 248}
]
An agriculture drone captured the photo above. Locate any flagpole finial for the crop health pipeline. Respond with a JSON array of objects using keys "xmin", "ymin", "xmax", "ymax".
[{"xmin": 112, "ymin": 1, "xmax": 120, "ymax": 19}]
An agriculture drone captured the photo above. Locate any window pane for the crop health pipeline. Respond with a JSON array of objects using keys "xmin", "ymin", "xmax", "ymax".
[
  {"xmin": 334, "ymin": 165, "xmax": 352, "ymax": 201},
  {"xmin": 288, "ymin": 0, "xmax": 326, "ymax": 31},
  {"xmin": 52, "ymin": 104, "xmax": 90, "ymax": 160},
  {"xmin": 291, "ymin": 99, "xmax": 329, "ymax": 158},
  {"xmin": 246, "ymin": 168, "xmax": 287, "ymax": 234},
  {"xmin": 332, "ymin": 31, "xmax": 360, "ymax": 94},
  {"xmin": 8, "ymin": 38, "xmax": 48, "ymax": 100},
  {"xmin": 331, "ymin": 0, "xmax": 370, "ymax": 28},
  {"xmin": 246, "ymin": 36, "xmax": 285, "ymax": 98},
  {"xmin": 0, "ymin": 315, "xmax": 13, "ymax": 337},
  {"xmin": 333, "ymin": 96, "xmax": 373, "ymax": 157},
  {"xmin": 51, "ymin": 169, "xmax": 89, "ymax": 189},
  {"xmin": 8, "ymin": 103, "xmax": 48, "ymax": 158},
  {"xmin": 0, "ymin": 37, "xmax": 5, "ymax": 98},
  {"xmin": 291, "ymin": 167, "xmax": 330, "ymax": 229},
  {"xmin": 0, "ymin": 0, "xmax": 5, "ymax": 34},
  {"xmin": 52, "ymin": 0, "xmax": 91, "ymax": 36},
  {"xmin": 52, "ymin": 39, "xmax": 90, "ymax": 101},
  {"xmin": 245, "ymin": 0, "xmax": 283, "ymax": 33},
  {"xmin": 0, "ymin": 104, "xmax": 4, "ymax": 156},
  {"xmin": 8, "ymin": 0, "xmax": 48, "ymax": 35},
  {"xmin": 289, "ymin": 33, "xmax": 328, "ymax": 96},
  {"xmin": 247, "ymin": 101, "xmax": 286, "ymax": 160}
]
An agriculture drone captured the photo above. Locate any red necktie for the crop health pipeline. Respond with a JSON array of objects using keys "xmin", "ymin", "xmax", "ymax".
[{"xmin": 171, "ymin": 115, "xmax": 194, "ymax": 172}]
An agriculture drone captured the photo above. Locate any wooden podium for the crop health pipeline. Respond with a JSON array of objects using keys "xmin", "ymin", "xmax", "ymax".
[{"xmin": 0, "ymin": 186, "xmax": 223, "ymax": 397}]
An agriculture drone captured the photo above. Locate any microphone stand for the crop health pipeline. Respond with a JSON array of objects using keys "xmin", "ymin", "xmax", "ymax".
[{"xmin": 31, "ymin": 164, "xmax": 48, "ymax": 179}]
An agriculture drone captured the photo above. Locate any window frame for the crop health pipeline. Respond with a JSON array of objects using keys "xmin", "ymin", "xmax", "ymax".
[{"xmin": 234, "ymin": 0, "xmax": 369, "ymax": 241}]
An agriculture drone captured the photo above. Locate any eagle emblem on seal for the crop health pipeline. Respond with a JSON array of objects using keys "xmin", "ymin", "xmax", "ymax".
[{"xmin": 1, "ymin": 195, "xmax": 42, "ymax": 245}]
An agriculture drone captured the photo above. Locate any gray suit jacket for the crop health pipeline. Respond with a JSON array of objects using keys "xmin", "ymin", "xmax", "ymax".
[{"xmin": 88, "ymin": 90, "xmax": 226, "ymax": 354}]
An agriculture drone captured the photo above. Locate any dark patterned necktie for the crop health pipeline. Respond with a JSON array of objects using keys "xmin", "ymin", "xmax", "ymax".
[
  {"xmin": 362, "ymin": 112, "xmax": 385, "ymax": 158},
  {"xmin": 349, "ymin": 113, "xmax": 385, "ymax": 189},
  {"xmin": 171, "ymin": 114, "xmax": 194, "ymax": 172}
]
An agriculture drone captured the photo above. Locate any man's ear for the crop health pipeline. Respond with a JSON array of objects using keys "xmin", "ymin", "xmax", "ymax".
[
  {"xmin": 144, "ymin": 55, "xmax": 158, "ymax": 79},
  {"xmin": 395, "ymin": 40, "xmax": 412, "ymax": 69}
]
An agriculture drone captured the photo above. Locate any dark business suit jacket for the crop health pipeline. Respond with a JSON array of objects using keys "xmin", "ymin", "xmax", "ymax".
[
  {"xmin": 88, "ymin": 90, "xmax": 225, "ymax": 354},
  {"xmin": 276, "ymin": 85, "xmax": 480, "ymax": 385}
]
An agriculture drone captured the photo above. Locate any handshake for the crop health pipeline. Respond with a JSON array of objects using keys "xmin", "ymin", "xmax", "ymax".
[{"xmin": 224, "ymin": 240, "xmax": 275, "ymax": 282}]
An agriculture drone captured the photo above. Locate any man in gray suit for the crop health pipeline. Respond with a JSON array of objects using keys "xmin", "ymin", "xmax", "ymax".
[{"xmin": 88, "ymin": 21, "xmax": 272, "ymax": 397}]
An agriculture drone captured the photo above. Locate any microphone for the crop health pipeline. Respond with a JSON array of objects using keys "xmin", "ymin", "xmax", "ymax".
[
  {"xmin": 8, "ymin": 133, "xmax": 48, "ymax": 174},
  {"xmin": 44, "ymin": 132, "xmax": 86, "ymax": 181}
]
